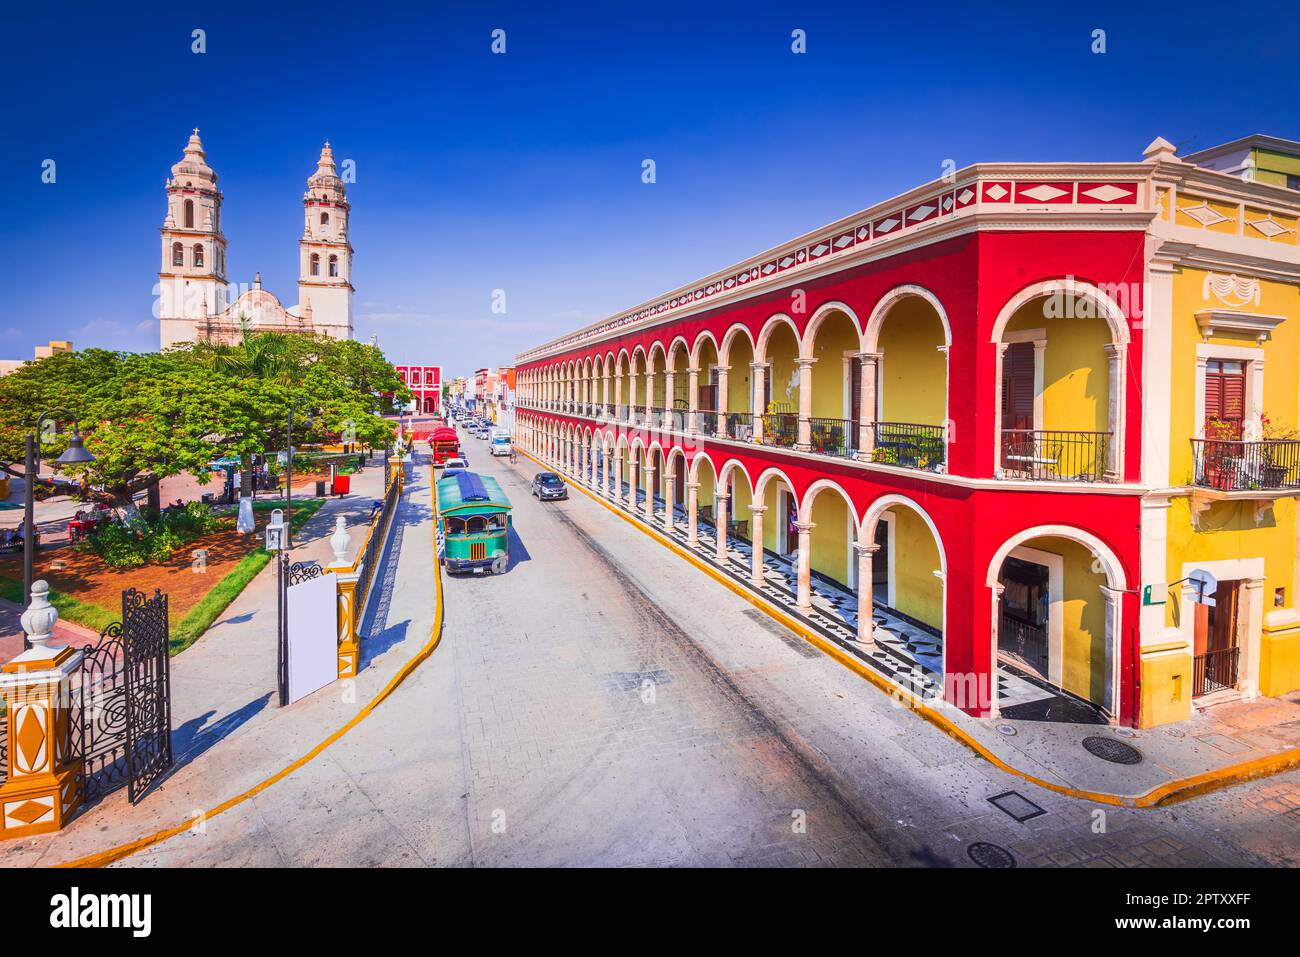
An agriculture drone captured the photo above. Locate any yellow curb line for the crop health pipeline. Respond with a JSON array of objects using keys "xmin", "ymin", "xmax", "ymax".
[
  {"xmin": 58, "ymin": 465, "xmax": 446, "ymax": 868},
  {"xmin": 520, "ymin": 447, "xmax": 1300, "ymax": 809}
]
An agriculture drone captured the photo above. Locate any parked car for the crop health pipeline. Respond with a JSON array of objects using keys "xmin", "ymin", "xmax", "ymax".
[
  {"xmin": 531, "ymin": 471, "xmax": 567, "ymax": 501},
  {"xmin": 443, "ymin": 456, "xmax": 469, "ymax": 477}
]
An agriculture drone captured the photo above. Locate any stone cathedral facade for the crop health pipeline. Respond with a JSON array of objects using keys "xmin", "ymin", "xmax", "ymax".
[{"xmin": 156, "ymin": 130, "xmax": 354, "ymax": 348}]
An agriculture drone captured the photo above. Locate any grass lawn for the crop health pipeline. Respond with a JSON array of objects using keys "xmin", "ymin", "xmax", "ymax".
[{"xmin": 0, "ymin": 498, "xmax": 325, "ymax": 656}]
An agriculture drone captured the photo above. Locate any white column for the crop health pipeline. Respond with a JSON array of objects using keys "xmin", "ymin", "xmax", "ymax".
[
  {"xmin": 796, "ymin": 357, "xmax": 815, "ymax": 451},
  {"xmin": 1104, "ymin": 342, "xmax": 1126, "ymax": 481},
  {"xmin": 663, "ymin": 464, "xmax": 675, "ymax": 534},
  {"xmin": 750, "ymin": 362, "xmax": 766, "ymax": 442},
  {"xmin": 855, "ymin": 543, "xmax": 878, "ymax": 645},
  {"xmin": 686, "ymin": 481, "xmax": 699, "ymax": 548},
  {"xmin": 614, "ymin": 453, "xmax": 624, "ymax": 505},
  {"xmin": 858, "ymin": 351, "xmax": 880, "ymax": 459},
  {"xmin": 643, "ymin": 462, "xmax": 656, "ymax": 522},
  {"xmin": 714, "ymin": 492, "xmax": 730, "ymax": 564},
  {"xmin": 750, "ymin": 505, "xmax": 767, "ymax": 587},
  {"xmin": 665, "ymin": 370, "xmax": 677, "ymax": 428},
  {"xmin": 795, "ymin": 521, "xmax": 815, "ymax": 614},
  {"xmin": 687, "ymin": 366, "xmax": 700, "ymax": 435}
]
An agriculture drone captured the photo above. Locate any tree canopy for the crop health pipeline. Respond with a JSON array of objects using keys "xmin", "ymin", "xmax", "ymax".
[{"xmin": 0, "ymin": 332, "xmax": 411, "ymax": 507}]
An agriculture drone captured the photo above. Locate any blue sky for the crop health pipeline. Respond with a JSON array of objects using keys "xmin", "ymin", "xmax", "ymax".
[{"xmin": 1, "ymin": 1, "xmax": 1296, "ymax": 379}]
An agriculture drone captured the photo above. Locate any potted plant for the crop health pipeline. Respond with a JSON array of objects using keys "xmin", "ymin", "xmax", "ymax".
[{"xmin": 1258, "ymin": 415, "xmax": 1298, "ymax": 488}]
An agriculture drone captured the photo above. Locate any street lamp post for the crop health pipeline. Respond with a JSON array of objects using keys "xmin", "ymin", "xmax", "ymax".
[{"xmin": 22, "ymin": 410, "xmax": 95, "ymax": 645}]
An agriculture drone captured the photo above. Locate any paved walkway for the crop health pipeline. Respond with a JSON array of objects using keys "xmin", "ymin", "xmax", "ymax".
[
  {"xmin": 568, "ymin": 457, "xmax": 1300, "ymax": 803},
  {"xmin": 0, "ymin": 455, "xmax": 432, "ymax": 867}
]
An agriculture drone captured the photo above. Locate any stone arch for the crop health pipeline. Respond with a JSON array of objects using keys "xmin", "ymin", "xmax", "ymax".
[
  {"xmin": 990, "ymin": 277, "xmax": 1130, "ymax": 347},
  {"xmin": 800, "ymin": 300, "xmax": 865, "ymax": 360},
  {"xmin": 754, "ymin": 312, "xmax": 801, "ymax": 364},
  {"xmin": 863, "ymin": 284, "xmax": 952, "ymax": 353}
]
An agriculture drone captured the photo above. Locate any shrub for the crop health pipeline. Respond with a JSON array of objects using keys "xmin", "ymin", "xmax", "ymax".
[{"xmin": 78, "ymin": 502, "xmax": 223, "ymax": 568}]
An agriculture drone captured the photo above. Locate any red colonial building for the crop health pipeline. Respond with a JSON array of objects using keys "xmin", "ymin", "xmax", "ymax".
[
  {"xmin": 395, "ymin": 364, "xmax": 442, "ymax": 416},
  {"xmin": 513, "ymin": 138, "xmax": 1300, "ymax": 729}
]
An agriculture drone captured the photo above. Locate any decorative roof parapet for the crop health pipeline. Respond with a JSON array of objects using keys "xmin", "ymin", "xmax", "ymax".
[{"xmin": 516, "ymin": 161, "xmax": 1154, "ymax": 364}]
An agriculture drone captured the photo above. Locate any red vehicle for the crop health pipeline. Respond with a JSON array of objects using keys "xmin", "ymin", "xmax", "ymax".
[{"xmin": 429, "ymin": 426, "xmax": 461, "ymax": 466}]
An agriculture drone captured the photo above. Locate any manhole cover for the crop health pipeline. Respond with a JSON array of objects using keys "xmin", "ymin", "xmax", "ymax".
[
  {"xmin": 1082, "ymin": 735, "xmax": 1143, "ymax": 765},
  {"xmin": 967, "ymin": 842, "xmax": 1016, "ymax": 868},
  {"xmin": 995, "ymin": 723, "xmax": 1018, "ymax": 737}
]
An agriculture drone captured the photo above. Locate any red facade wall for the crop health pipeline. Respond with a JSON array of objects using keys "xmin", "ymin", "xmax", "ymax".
[{"xmin": 518, "ymin": 229, "xmax": 1148, "ymax": 723}]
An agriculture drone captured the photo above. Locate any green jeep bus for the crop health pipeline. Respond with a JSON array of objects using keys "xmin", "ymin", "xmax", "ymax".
[{"xmin": 437, "ymin": 471, "xmax": 512, "ymax": 574}]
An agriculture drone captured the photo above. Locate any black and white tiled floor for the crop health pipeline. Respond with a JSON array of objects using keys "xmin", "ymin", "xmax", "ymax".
[{"xmin": 572, "ymin": 470, "xmax": 1067, "ymax": 715}]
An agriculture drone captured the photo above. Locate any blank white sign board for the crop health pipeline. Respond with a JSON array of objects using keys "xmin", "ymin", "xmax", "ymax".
[{"xmin": 287, "ymin": 571, "xmax": 339, "ymax": 704}]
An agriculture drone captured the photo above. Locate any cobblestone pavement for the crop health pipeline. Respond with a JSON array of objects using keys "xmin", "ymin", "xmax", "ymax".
[{"xmin": 117, "ymin": 448, "xmax": 1300, "ymax": 867}]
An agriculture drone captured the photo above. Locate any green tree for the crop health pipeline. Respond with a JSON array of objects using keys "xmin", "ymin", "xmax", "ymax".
[{"xmin": 0, "ymin": 349, "xmax": 224, "ymax": 508}]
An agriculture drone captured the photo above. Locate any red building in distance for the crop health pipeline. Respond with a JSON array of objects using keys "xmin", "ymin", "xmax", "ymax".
[{"xmin": 395, "ymin": 364, "xmax": 442, "ymax": 416}]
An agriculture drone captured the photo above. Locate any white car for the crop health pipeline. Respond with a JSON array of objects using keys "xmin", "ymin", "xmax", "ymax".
[{"xmin": 443, "ymin": 457, "xmax": 469, "ymax": 477}]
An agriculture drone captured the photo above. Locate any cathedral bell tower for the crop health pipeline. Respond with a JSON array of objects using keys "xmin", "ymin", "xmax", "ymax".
[
  {"xmin": 158, "ymin": 130, "xmax": 228, "ymax": 348},
  {"xmin": 297, "ymin": 142, "xmax": 353, "ymax": 339}
]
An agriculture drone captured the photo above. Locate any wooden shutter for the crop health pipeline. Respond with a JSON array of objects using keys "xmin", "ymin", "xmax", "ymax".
[
  {"xmin": 1001, "ymin": 342, "xmax": 1035, "ymax": 431},
  {"xmin": 1205, "ymin": 361, "xmax": 1246, "ymax": 438}
]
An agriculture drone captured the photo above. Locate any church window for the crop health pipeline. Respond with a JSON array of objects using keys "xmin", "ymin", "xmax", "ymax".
[
  {"xmin": 172, "ymin": 242, "xmax": 184, "ymax": 267},
  {"xmin": 193, "ymin": 244, "xmax": 204, "ymax": 268},
  {"xmin": 184, "ymin": 199, "xmax": 194, "ymax": 229},
  {"xmin": 310, "ymin": 253, "xmax": 320, "ymax": 276},
  {"xmin": 328, "ymin": 255, "xmax": 339, "ymax": 277}
]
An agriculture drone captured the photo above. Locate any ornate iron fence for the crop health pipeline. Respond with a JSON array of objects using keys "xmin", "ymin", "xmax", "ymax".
[
  {"xmin": 867, "ymin": 421, "xmax": 947, "ymax": 471},
  {"xmin": 1000, "ymin": 429, "xmax": 1111, "ymax": 482},
  {"xmin": 697, "ymin": 411, "xmax": 718, "ymax": 436},
  {"xmin": 1191, "ymin": 438, "xmax": 1300, "ymax": 491},
  {"xmin": 808, "ymin": 417, "xmax": 857, "ymax": 459},
  {"xmin": 69, "ymin": 588, "xmax": 174, "ymax": 805}
]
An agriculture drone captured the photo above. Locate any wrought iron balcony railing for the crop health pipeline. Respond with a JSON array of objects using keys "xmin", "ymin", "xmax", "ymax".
[
  {"xmin": 697, "ymin": 410, "xmax": 718, "ymax": 436},
  {"xmin": 1000, "ymin": 429, "xmax": 1111, "ymax": 482},
  {"xmin": 1191, "ymin": 437, "xmax": 1300, "ymax": 491},
  {"xmin": 866, "ymin": 421, "xmax": 947, "ymax": 471},
  {"xmin": 807, "ymin": 416, "xmax": 857, "ymax": 459},
  {"xmin": 724, "ymin": 412, "xmax": 753, "ymax": 441},
  {"xmin": 761, "ymin": 412, "xmax": 799, "ymax": 448}
]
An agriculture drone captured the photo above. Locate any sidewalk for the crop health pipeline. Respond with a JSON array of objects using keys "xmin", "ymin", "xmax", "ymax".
[
  {"xmin": 561, "ymin": 457, "xmax": 1300, "ymax": 806},
  {"xmin": 0, "ymin": 454, "xmax": 437, "ymax": 867}
]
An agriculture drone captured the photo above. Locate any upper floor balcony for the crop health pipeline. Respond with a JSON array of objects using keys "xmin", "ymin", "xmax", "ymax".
[{"xmin": 516, "ymin": 279, "xmax": 1129, "ymax": 487}]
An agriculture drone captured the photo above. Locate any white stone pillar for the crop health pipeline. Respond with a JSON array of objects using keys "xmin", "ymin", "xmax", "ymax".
[
  {"xmin": 663, "ymin": 465, "xmax": 675, "ymax": 534},
  {"xmin": 796, "ymin": 357, "xmax": 815, "ymax": 451},
  {"xmin": 750, "ymin": 505, "xmax": 767, "ymax": 587},
  {"xmin": 858, "ymin": 351, "xmax": 880, "ymax": 459},
  {"xmin": 1104, "ymin": 342, "xmax": 1126, "ymax": 481},
  {"xmin": 614, "ymin": 453, "xmax": 624, "ymax": 505},
  {"xmin": 665, "ymin": 370, "xmax": 676, "ymax": 428},
  {"xmin": 686, "ymin": 481, "xmax": 700, "ymax": 548},
  {"xmin": 855, "ymin": 543, "xmax": 878, "ymax": 645},
  {"xmin": 714, "ymin": 492, "xmax": 730, "ymax": 565},
  {"xmin": 795, "ymin": 521, "xmax": 816, "ymax": 614},
  {"xmin": 687, "ymin": 366, "xmax": 700, "ymax": 435},
  {"xmin": 643, "ymin": 462, "xmax": 656, "ymax": 522},
  {"xmin": 750, "ymin": 362, "xmax": 766, "ymax": 442}
]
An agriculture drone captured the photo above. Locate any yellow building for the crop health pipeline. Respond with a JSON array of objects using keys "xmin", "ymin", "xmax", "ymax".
[{"xmin": 1141, "ymin": 136, "xmax": 1300, "ymax": 725}]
